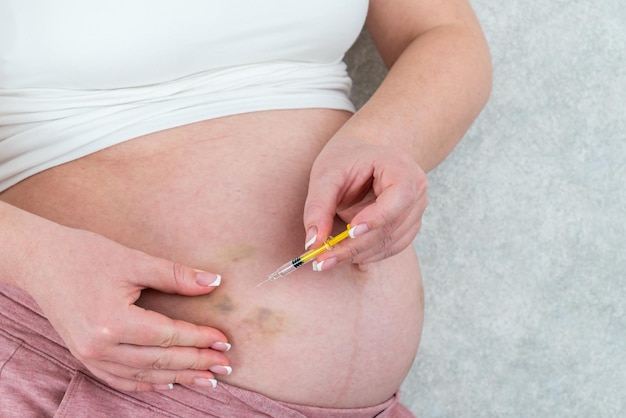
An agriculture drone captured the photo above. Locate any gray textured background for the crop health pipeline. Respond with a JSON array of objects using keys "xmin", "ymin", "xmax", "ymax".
[{"xmin": 346, "ymin": 1, "xmax": 626, "ymax": 417}]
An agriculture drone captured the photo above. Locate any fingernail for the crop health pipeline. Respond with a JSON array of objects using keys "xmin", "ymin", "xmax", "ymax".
[
  {"xmin": 211, "ymin": 342, "xmax": 231, "ymax": 352},
  {"xmin": 195, "ymin": 272, "xmax": 221, "ymax": 287},
  {"xmin": 349, "ymin": 223, "xmax": 369, "ymax": 238},
  {"xmin": 312, "ymin": 257, "xmax": 337, "ymax": 272},
  {"xmin": 305, "ymin": 227, "xmax": 317, "ymax": 250},
  {"xmin": 154, "ymin": 383, "xmax": 174, "ymax": 391},
  {"xmin": 210, "ymin": 365, "xmax": 233, "ymax": 376},
  {"xmin": 193, "ymin": 378, "xmax": 218, "ymax": 388},
  {"xmin": 312, "ymin": 260, "xmax": 324, "ymax": 271}
]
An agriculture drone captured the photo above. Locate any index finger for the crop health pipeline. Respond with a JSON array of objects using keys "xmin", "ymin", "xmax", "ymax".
[
  {"xmin": 303, "ymin": 167, "xmax": 346, "ymax": 247},
  {"xmin": 120, "ymin": 306, "xmax": 229, "ymax": 349}
]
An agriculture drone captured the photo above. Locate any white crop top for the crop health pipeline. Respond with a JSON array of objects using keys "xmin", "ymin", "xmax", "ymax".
[{"xmin": 0, "ymin": 0, "xmax": 368, "ymax": 191}]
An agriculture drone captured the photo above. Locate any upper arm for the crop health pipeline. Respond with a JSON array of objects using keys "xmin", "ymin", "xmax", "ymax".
[{"xmin": 366, "ymin": 0, "xmax": 486, "ymax": 67}]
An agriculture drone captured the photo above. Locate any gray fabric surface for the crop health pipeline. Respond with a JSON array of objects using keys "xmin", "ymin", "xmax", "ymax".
[{"xmin": 345, "ymin": 1, "xmax": 626, "ymax": 417}]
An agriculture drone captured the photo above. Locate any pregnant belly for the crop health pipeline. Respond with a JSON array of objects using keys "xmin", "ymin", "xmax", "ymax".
[{"xmin": 0, "ymin": 109, "xmax": 424, "ymax": 407}]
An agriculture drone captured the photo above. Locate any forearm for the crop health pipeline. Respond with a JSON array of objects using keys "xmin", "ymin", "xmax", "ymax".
[
  {"xmin": 338, "ymin": 11, "xmax": 492, "ymax": 172},
  {"xmin": 0, "ymin": 200, "xmax": 51, "ymax": 292}
]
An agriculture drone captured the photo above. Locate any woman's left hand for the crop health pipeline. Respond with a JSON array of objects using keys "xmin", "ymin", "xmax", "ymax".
[{"xmin": 303, "ymin": 135, "xmax": 428, "ymax": 269}]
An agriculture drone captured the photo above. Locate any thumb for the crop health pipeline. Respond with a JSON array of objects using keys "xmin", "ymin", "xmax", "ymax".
[{"xmin": 135, "ymin": 258, "xmax": 222, "ymax": 296}]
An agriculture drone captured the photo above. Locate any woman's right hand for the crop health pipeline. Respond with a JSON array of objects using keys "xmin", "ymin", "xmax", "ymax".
[{"xmin": 15, "ymin": 216, "xmax": 231, "ymax": 392}]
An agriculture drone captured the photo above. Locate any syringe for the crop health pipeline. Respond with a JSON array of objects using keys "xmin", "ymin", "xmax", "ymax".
[{"xmin": 257, "ymin": 224, "xmax": 354, "ymax": 287}]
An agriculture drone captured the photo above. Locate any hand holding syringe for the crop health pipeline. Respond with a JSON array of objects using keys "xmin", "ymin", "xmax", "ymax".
[{"xmin": 257, "ymin": 224, "xmax": 355, "ymax": 287}]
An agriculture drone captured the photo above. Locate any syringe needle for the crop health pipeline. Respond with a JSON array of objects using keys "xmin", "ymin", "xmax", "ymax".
[
  {"xmin": 256, "ymin": 276, "xmax": 274, "ymax": 287},
  {"xmin": 257, "ymin": 270, "xmax": 282, "ymax": 287}
]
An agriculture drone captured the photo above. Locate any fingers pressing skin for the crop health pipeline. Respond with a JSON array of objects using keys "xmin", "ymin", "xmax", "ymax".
[
  {"xmin": 88, "ymin": 344, "xmax": 232, "ymax": 392},
  {"xmin": 130, "ymin": 258, "xmax": 223, "ymax": 297},
  {"xmin": 116, "ymin": 305, "xmax": 228, "ymax": 349},
  {"xmin": 64, "ymin": 282, "xmax": 231, "ymax": 392},
  {"xmin": 71, "ymin": 308, "xmax": 230, "ymax": 369},
  {"xmin": 22, "ymin": 225, "xmax": 231, "ymax": 393}
]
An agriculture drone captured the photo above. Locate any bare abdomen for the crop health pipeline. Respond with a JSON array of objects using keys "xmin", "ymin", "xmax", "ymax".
[{"xmin": 0, "ymin": 109, "xmax": 424, "ymax": 407}]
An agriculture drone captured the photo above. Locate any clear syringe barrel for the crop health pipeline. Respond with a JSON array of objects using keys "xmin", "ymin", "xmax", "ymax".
[{"xmin": 267, "ymin": 259, "xmax": 301, "ymax": 281}]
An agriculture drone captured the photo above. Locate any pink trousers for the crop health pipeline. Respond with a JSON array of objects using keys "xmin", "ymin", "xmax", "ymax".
[{"xmin": 0, "ymin": 283, "xmax": 415, "ymax": 417}]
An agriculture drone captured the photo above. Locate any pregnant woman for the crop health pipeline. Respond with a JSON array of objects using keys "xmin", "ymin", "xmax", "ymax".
[{"xmin": 0, "ymin": 0, "xmax": 491, "ymax": 416}]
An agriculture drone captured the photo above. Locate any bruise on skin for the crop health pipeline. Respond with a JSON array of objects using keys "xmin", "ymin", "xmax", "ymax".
[
  {"xmin": 209, "ymin": 292, "xmax": 236, "ymax": 315},
  {"xmin": 215, "ymin": 242, "xmax": 258, "ymax": 264},
  {"xmin": 241, "ymin": 306, "xmax": 290, "ymax": 340}
]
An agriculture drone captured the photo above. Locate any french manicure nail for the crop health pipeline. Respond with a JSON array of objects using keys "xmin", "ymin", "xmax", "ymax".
[
  {"xmin": 312, "ymin": 260, "xmax": 324, "ymax": 272},
  {"xmin": 211, "ymin": 342, "xmax": 231, "ymax": 352},
  {"xmin": 210, "ymin": 365, "xmax": 233, "ymax": 376},
  {"xmin": 193, "ymin": 378, "xmax": 218, "ymax": 388},
  {"xmin": 313, "ymin": 257, "xmax": 337, "ymax": 272},
  {"xmin": 349, "ymin": 223, "xmax": 369, "ymax": 238},
  {"xmin": 305, "ymin": 227, "xmax": 318, "ymax": 250},
  {"xmin": 195, "ymin": 272, "xmax": 221, "ymax": 287}
]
